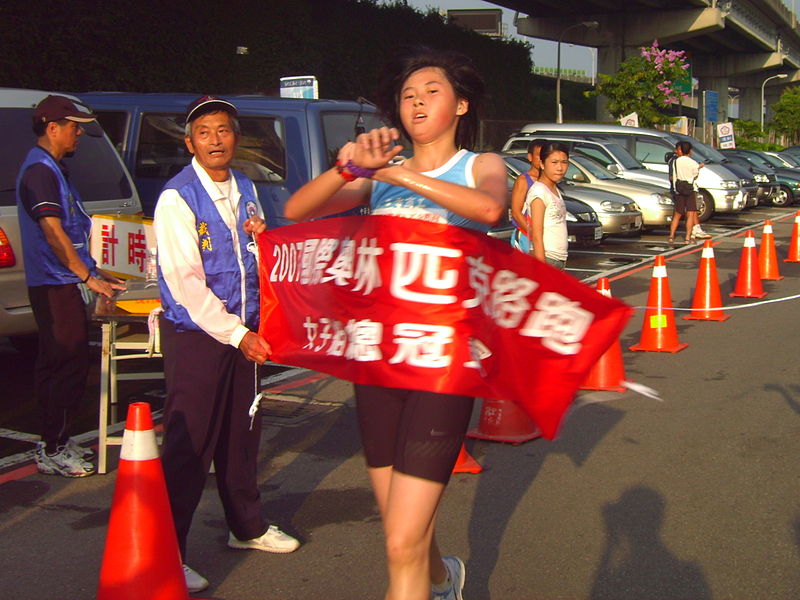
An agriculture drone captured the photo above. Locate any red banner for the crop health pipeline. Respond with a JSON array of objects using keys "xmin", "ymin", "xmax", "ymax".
[{"xmin": 258, "ymin": 215, "xmax": 631, "ymax": 439}]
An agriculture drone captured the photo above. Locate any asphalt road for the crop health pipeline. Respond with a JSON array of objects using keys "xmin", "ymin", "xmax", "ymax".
[{"xmin": 1, "ymin": 207, "xmax": 799, "ymax": 599}]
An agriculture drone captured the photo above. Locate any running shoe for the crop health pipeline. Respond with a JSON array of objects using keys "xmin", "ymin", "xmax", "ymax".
[
  {"xmin": 66, "ymin": 437, "xmax": 96, "ymax": 459},
  {"xmin": 692, "ymin": 225, "xmax": 712, "ymax": 239},
  {"xmin": 182, "ymin": 564, "xmax": 209, "ymax": 593},
  {"xmin": 433, "ymin": 556, "xmax": 466, "ymax": 600},
  {"xmin": 227, "ymin": 525, "xmax": 300, "ymax": 553},
  {"xmin": 36, "ymin": 444, "xmax": 95, "ymax": 477}
]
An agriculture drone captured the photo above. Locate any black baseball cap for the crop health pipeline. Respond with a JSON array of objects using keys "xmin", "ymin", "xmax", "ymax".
[
  {"xmin": 185, "ymin": 95, "xmax": 237, "ymax": 123},
  {"xmin": 33, "ymin": 95, "xmax": 96, "ymax": 124}
]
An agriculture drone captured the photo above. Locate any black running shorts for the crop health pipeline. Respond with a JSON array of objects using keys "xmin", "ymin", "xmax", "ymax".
[{"xmin": 354, "ymin": 384, "xmax": 475, "ymax": 485}]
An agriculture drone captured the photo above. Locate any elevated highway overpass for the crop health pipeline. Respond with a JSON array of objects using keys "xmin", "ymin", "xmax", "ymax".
[{"xmin": 494, "ymin": 0, "xmax": 800, "ymax": 123}]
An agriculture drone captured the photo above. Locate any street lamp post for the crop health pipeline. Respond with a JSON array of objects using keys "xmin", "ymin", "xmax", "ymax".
[
  {"xmin": 556, "ymin": 20, "xmax": 598, "ymax": 123},
  {"xmin": 760, "ymin": 73, "xmax": 788, "ymax": 133}
]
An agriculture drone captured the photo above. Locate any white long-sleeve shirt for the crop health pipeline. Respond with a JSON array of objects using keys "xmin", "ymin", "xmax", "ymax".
[{"xmin": 153, "ymin": 158, "xmax": 262, "ymax": 349}]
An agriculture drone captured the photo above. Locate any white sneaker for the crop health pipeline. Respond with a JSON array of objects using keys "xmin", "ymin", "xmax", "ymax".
[
  {"xmin": 433, "ymin": 556, "xmax": 466, "ymax": 600},
  {"xmin": 182, "ymin": 564, "xmax": 209, "ymax": 593},
  {"xmin": 36, "ymin": 444, "xmax": 95, "ymax": 477},
  {"xmin": 692, "ymin": 225, "xmax": 711, "ymax": 239},
  {"xmin": 66, "ymin": 437, "xmax": 95, "ymax": 459},
  {"xmin": 227, "ymin": 525, "xmax": 300, "ymax": 553}
]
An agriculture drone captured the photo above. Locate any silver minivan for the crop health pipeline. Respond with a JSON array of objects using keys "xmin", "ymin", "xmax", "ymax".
[
  {"xmin": 515, "ymin": 123, "xmax": 748, "ymax": 221},
  {"xmin": 0, "ymin": 89, "xmax": 141, "ymax": 349}
]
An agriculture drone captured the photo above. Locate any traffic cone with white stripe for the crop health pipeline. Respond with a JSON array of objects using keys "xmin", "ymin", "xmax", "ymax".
[
  {"xmin": 784, "ymin": 211, "xmax": 800, "ymax": 263},
  {"xmin": 684, "ymin": 241, "xmax": 730, "ymax": 321},
  {"xmin": 730, "ymin": 231, "xmax": 767, "ymax": 298},
  {"xmin": 97, "ymin": 402, "xmax": 192, "ymax": 600},
  {"xmin": 629, "ymin": 256, "xmax": 688, "ymax": 353},
  {"xmin": 581, "ymin": 278, "xmax": 627, "ymax": 391},
  {"xmin": 758, "ymin": 220, "xmax": 784, "ymax": 280}
]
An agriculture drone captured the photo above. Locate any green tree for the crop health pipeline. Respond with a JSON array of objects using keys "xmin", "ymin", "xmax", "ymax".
[
  {"xmin": 587, "ymin": 40, "xmax": 690, "ymax": 128},
  {"xmin": 771, "ymin": 86, "xmax": 800, "ymax": 144}
]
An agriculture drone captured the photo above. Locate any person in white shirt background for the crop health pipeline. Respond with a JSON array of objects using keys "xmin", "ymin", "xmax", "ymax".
[
  {"xmin": 525, "ymin": 141, "xmax": 570, "ymax": 269},
  {"xmin": 668, "ymin": 140, "xmax": 711, "ymax": 243},
  {"xmin": 153, "ymin": 95, "xmax": 299, "ymax": 594}
]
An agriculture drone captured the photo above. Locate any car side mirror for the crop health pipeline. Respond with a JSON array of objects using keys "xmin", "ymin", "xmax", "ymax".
[
  {"xmin": 607, "ymin": 164, "xmax": 620, "ymax": 175},
  {"xmin": 571, "ymin": 172, "xmax": 587, "ymax": 183}
]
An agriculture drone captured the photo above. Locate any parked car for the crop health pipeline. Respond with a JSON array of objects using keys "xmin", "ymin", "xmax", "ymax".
[
  {"xmin": 75, "ymin": 92, "xmax": 389, "ymax": 227},
  {"xmin": 720, "ymin": 149, "xmax": 800, "ymax": 206},
  {"xmin": 0, "ymin": 88, "xmax": 142, "ymax": 348},
  {"xmin": 513, "ymin": 123, "xmax": 749, "ymax": 221},
  {"xmin": 503, "ymin": 155, "xmax": 641, "ymax": 238},
  {"xmin": 502, "ymin": 133, "xmax": 671, "ymax": 189},
  {"xmin": 772, "ymin": 151, "xmax": 800, "ymax": 169},
  {"xmin": 565, "ymin": 154, "xmax": 673, "ymax": 228},
  {"xmin": 502, "ymin": 155, "xmax": 604, "ymax": 245}
]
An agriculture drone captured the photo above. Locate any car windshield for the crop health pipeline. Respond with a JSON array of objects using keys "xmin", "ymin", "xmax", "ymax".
[
  {"xmin": 672, "ymin": 133, "xmax": 720, "ymax": 163},
  {"xmin": 504, "ymin": 156, "xmax": 530, "ymax": 176},
  {"xmin": 778, "ymin": 152, "xmax": 800, "ymax": 167},
  {"xmin": 741, "ymin": 153, "xmax": 773, "ymax": 170},
  {"xmin": 603, "ymin": 142, "xmax": 643, "ymax": 169},
  {"xmin": 572, "ymin": 155, "xmax": 617, "ymax": 180},
  {"xmin": 1, "ymin": 107, "xmax": 132, "ymax": 207},
  {"xmin": 756, "ymin": 152, "xmax": 786, "ymax": 168}
]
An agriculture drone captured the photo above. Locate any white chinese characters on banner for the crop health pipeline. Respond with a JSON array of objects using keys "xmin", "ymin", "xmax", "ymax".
[
  {"xmin": 90, "ymin": 215, "xmax": 155, "ymax": 279},
  {"xmin": 280, "ymin": 235, "xmax": 595, "ymax": 359}
]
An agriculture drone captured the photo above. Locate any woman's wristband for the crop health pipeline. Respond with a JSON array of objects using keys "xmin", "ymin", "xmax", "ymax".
[
  {"xmin": 335, "ymin": 160, "xmax": 376, "ymax": 181},
  {"xmin": 81, "ymin": 272, "xmax": 91, "ymax": 283}
]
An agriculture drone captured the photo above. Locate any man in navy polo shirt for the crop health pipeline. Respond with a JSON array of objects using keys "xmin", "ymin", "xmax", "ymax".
[
  {"xmin": 16, "ymin": 95, "xmax": 125, "ymax": 477},
  {"xmin": 154, "ymin": 95, "xmax": 299, "ymax": 593}
]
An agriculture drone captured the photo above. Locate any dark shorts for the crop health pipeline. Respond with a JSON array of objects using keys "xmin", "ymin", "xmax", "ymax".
[
  {"xmin": 354, "ymin": 384, "xmax": 475, "ymax": 484},
  {"xmin": 673, "ymin": 192, "xmax": 697, "ymax": 214}
]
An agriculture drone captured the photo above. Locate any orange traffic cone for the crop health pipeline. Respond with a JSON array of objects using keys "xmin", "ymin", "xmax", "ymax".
[
  {"xmin": 581, "ymin": 278, "xmax": 627, "ymax": 391},
  {"xmin": 452, "ymin": 443, "xmax": 483, "ymax": 474},
  {"xmin": 683, "ymin": 241, "xmax": 730, "ymax": 321},
  {"xmin": 97, "ymin": 402, "xmax": 193, "ymax": 600},
  {"xmin": 629, "ymin": 255, "xmax": 688, "ymax": 353},
  {"xmin": 730, "ymin": 230, "xmax": 767, "ymax": 298},
  {"xmin": 758, "ymin": 220, "xmax": 783, "ymax": 280},
  {"xmin": 467, "ymin": 397, "xmax": 541, "ymax": 444},
  {"xmin": 784, "ymin": 211, "xmax": 800, "ymax": 263}
]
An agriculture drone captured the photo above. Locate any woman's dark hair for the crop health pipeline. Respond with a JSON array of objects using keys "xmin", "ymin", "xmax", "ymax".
[
  {"xmin": 527, "ymin": 138, "xmax": 546, "ymax": 155},
  {"xmin": 375, "ymin": 45, "xmax": 485, "ymax": 149},
  {"xmin": 676, "ymin": 140, "xmax": 693, "ymax": 155},
  {"xmin": 539, "ymin": 141, "xmax": 570, "ymax": 165}
]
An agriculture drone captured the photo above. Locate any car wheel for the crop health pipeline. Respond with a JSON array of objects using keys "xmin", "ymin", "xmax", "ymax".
[
  {"xmin": 696, "ymin": 191, "xmax": 713, "ymax": 222},
  {"xmin": 772, "ymin": 185, "xmax": 793, "ymax": 207}
]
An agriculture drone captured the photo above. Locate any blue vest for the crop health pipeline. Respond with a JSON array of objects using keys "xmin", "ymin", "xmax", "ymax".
[
  {"xmin": 16, "ymin": 146, "xmax": 95, "ymax": 286},
  {"xmin": 158, "ymin": 165, "xmax": 260, "ymax": 333},
  {"xmin": 370, "ymin": 150, "xmax": 490, "ymax": 233}
]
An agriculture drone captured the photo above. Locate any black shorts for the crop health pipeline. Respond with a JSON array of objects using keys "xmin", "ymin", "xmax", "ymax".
[
  {"xmin": 354, "ymin": 384, "xmax": 475, "ymax": 484},
  {"xmin": 673, "ymin": 192, "xmax": 697, "ymax": 214}
]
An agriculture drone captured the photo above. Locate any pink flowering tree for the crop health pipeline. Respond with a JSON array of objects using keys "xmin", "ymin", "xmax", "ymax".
[{"xmin": 588, "ymin": 40, "xmax": 691, "ymax": 127}]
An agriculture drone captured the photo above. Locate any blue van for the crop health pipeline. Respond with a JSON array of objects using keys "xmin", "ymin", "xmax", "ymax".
[{"xmin": 75, "ymin": 92, "xmax": 388, "ymax": 228}]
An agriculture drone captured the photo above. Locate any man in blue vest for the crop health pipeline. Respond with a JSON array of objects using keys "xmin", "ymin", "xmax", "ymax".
[
  {"xmin": 154, "ymin": 95, "xmax": 299, "ymax": 593},
  {"xmin": 17, "ymin": 95, "xmax": 125, "ymax": 478}
]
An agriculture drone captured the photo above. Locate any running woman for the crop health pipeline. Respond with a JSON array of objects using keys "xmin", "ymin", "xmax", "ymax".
[{"xmin": 284, "ymin": 46, "xmax": 506, "ymax": 600}]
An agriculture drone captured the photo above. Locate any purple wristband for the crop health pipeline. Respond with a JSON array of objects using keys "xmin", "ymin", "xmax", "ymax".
[{"xmin": 345, "ymin": 160, "xmax": 376, "ymax": 179}]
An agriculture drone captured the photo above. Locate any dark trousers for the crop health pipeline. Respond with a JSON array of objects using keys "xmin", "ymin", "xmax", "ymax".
[
  {"xmin": 28, "ymin": 284, "xmax": 89, "ymax": 453},
  {"xmin": 160, "ymin": 318, "xmax": 267, "ymax": 561}
]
